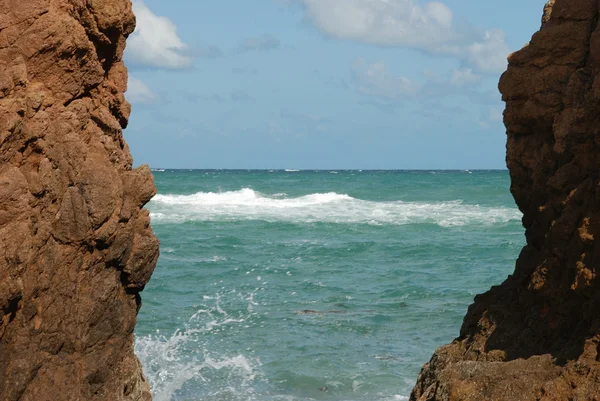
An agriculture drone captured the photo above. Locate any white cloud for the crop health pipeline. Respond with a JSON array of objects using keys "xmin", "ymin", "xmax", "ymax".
[
  {"xmin": 352, "ymin": 58, "xmax": 420, "ymax": 99},
  {"xmin": 126, "ymin": 1, "xmax": 192, "ymax": 69},
  {"xmin": 465, "ymin": 30, "xmax": 511, "ymax": 74},
  {"xmin": 127, "ymin": 77, "xmax": 157, "ymax": 104},
  {"xmin": 423, "ymin": 67, "xmax": 482, "ymax": 88},
  {"xmin": 302, "ymin": 0, "xmax": 453, "ymax": 48},
  {"xmin": 449, "ymin": 68, "xmax": 482, "ymax": 87},
  {"xmin": 299, "ymin": 0, "xmax": 510, "ymax": 74},
  {"xmin": 351, "ymin": 58, "xmax": 502, "ymax": 108}
]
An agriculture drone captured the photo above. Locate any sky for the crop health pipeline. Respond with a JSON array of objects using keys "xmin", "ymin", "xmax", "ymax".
[{"xmin": 123, "ymin": 0, "xmax": 548, "ymax": 170}]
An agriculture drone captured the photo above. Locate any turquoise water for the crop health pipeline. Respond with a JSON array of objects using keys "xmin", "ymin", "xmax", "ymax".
[{"xmin": 135, "ymin": 170, "xmax": 524, "ymax": 401}]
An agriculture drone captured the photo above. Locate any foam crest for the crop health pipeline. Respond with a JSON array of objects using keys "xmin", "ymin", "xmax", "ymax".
[
  {"xmin": 153, "ymin": 188, "xmax": 351, "ymax": 206},
  {"xmin": 149, "ymin": 189, "xmax": 521, "ymax": 227}
]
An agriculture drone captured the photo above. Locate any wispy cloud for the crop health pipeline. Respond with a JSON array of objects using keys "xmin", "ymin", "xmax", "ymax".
[
  {"xmin": 352, "ymin": 58, "xmax": 420, "ymax": 99},
  {"xmin": 230, "ymin": 90, "xmax": 256, "ymax": 102},
  {"xmin": 127, "ymin": 1, "xmax": 193, "ymax": 69},
  {"xmin": 449, "ymin": 68, "xmax": 482, "ymax": 87},
  {"xmin": 477, "ymin": 106, "xmax": 504, "ymax": 128},
  {"xmin": 127, "ymin": 77, "xmax": 158, "ymax": 104},
  {"xmin": 298, "ymin": 0, "xmax": 510, "ymax": 74},
  {"xmin": 359, "ymin": 100, "xmax": 403, "ymax": 114},
  {"xmin": 350, "ymin": 57, "xmax": 504, "ymax": 126},
  {"xmin": 191, "ymin": 45, "xmax": 222, "ymax": 59},
  {"xmin": 181, "ymin": 91, "xmax": 255, "ymax": 104},
  {"xmin": 237, "ymin": 34, "xmax": 281, "ymax": 52},
  {"xmin": 313, "ymin": 68, "xmax": 350, "ymax": 91},
  {"xmin": 351, "ymin": 58, "xmax": 500, "ymax": 106},
  {"xmin": 275, "ymin": 111, "xmax": 331, "ymax": 135},
  {"xmin": 182, "ymin": 93, "xmax": 226, "ymax": 103}
]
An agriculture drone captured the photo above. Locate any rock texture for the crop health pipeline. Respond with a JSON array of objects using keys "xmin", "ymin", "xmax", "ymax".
[
  {"xmin": 411, "ymin": 1, "xmax": 600, "ymax": 400},
  {"xmin": 0, "ymin": 0, "xmax": 159, "ymax": 400}
]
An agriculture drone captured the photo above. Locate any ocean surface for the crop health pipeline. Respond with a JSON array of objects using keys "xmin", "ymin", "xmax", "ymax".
[{"xmin": 134, "ymin": 170, "xmax": 524, "ymax": 401}]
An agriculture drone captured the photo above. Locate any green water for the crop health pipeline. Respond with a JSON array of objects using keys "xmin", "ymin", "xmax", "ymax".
[{"xmin": 135, "ymin": 170, "xmax": 524, "ymax": 401}]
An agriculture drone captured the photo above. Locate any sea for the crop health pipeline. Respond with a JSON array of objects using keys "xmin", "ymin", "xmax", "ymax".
[{"xmin": 134, "ymin": 170, "xmax": 524, "ymax": 401}]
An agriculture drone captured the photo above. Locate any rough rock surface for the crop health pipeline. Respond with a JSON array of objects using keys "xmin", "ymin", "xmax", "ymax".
[
  {"xmin": 0, "ymin": 0, "xmax": 159, "ymax": 400},
  {"xmin": 411, "ymin": 1, "xmax": 600, "ymax": 400}
]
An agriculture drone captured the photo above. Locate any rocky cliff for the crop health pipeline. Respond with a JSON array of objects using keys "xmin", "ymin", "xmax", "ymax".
[
  {"xmin": 0, "ymin": 0, "xmax": 159, "ymax": 400},
  {"xmin": 411, "ymin": 1, "xmax": 600, "ymax": 400}
]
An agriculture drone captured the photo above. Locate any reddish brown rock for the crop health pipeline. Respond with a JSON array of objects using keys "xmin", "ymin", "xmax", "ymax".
[
  {"xmin": 411, "ymin": 1, "xmax": 600, "ymax": 400},
  {"xmin": 0, "ymin": 0, "xmax": 159, "ymax": 400}
]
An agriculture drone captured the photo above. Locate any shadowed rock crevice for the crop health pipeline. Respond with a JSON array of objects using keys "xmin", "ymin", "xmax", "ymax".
[
  {"xmin": 0, "ymin": 0, "xmax": 158, "ymax": 400},
  {"xmin": 2, "ymin": 295, "xmax": 22, "ymax": 325},
  {"xmin": 411, "ymin": 1, "xmax": 600, "ymax": 399}
]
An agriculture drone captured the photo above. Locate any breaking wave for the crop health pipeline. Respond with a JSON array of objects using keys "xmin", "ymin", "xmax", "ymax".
[
  {"xmin": 148, "ymin": 188, "xmax": 521, "ymax": 227},
  {"xmin": 135, "ymin": 292, "xmax": 263, "ymax": 401},
  {"xmin": 135, "ymin": 291, "xmax": 410, "ymax": 401}
]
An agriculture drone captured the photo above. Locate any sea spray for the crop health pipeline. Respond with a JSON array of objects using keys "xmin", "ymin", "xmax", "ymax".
[
  {"xmin": 135, "ymin": 289, "xmax": 414, "ymax": 401},
  {"xmin": 135, "ymin": 291, "xmax": 263, "ymax": 401}
]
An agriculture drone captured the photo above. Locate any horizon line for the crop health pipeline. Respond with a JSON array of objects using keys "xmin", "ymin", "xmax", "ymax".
[{"xmin": 147, "ymin": 168, "xmax": 510, "ymax": 171}]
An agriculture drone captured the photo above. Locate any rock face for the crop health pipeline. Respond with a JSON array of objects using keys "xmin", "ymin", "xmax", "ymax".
[
  {"xmin": 0, "ymin": 0, "xmax": 159, "ymax": 400},
  {"xmin": 411, "ymin": 1, "xmax": 600, "ymax": 400}
]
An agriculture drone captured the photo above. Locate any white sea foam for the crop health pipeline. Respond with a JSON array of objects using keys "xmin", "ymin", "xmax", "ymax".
[
  {"xmin": 149, "ymin": 188, "xmax": 521, "ymax": 227},
  {"xmin": 135, "ymin": 291, "xmax": 262, "ymax": 401},
  {"xmin": 135, "ymin": 290, "xmax": 412, "ymax": 401}
]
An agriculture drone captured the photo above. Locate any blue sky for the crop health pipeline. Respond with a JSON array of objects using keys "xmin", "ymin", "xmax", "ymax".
[{"xmin": 123, "ymin": 0, "xmax": 547, "ymax": 169}]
